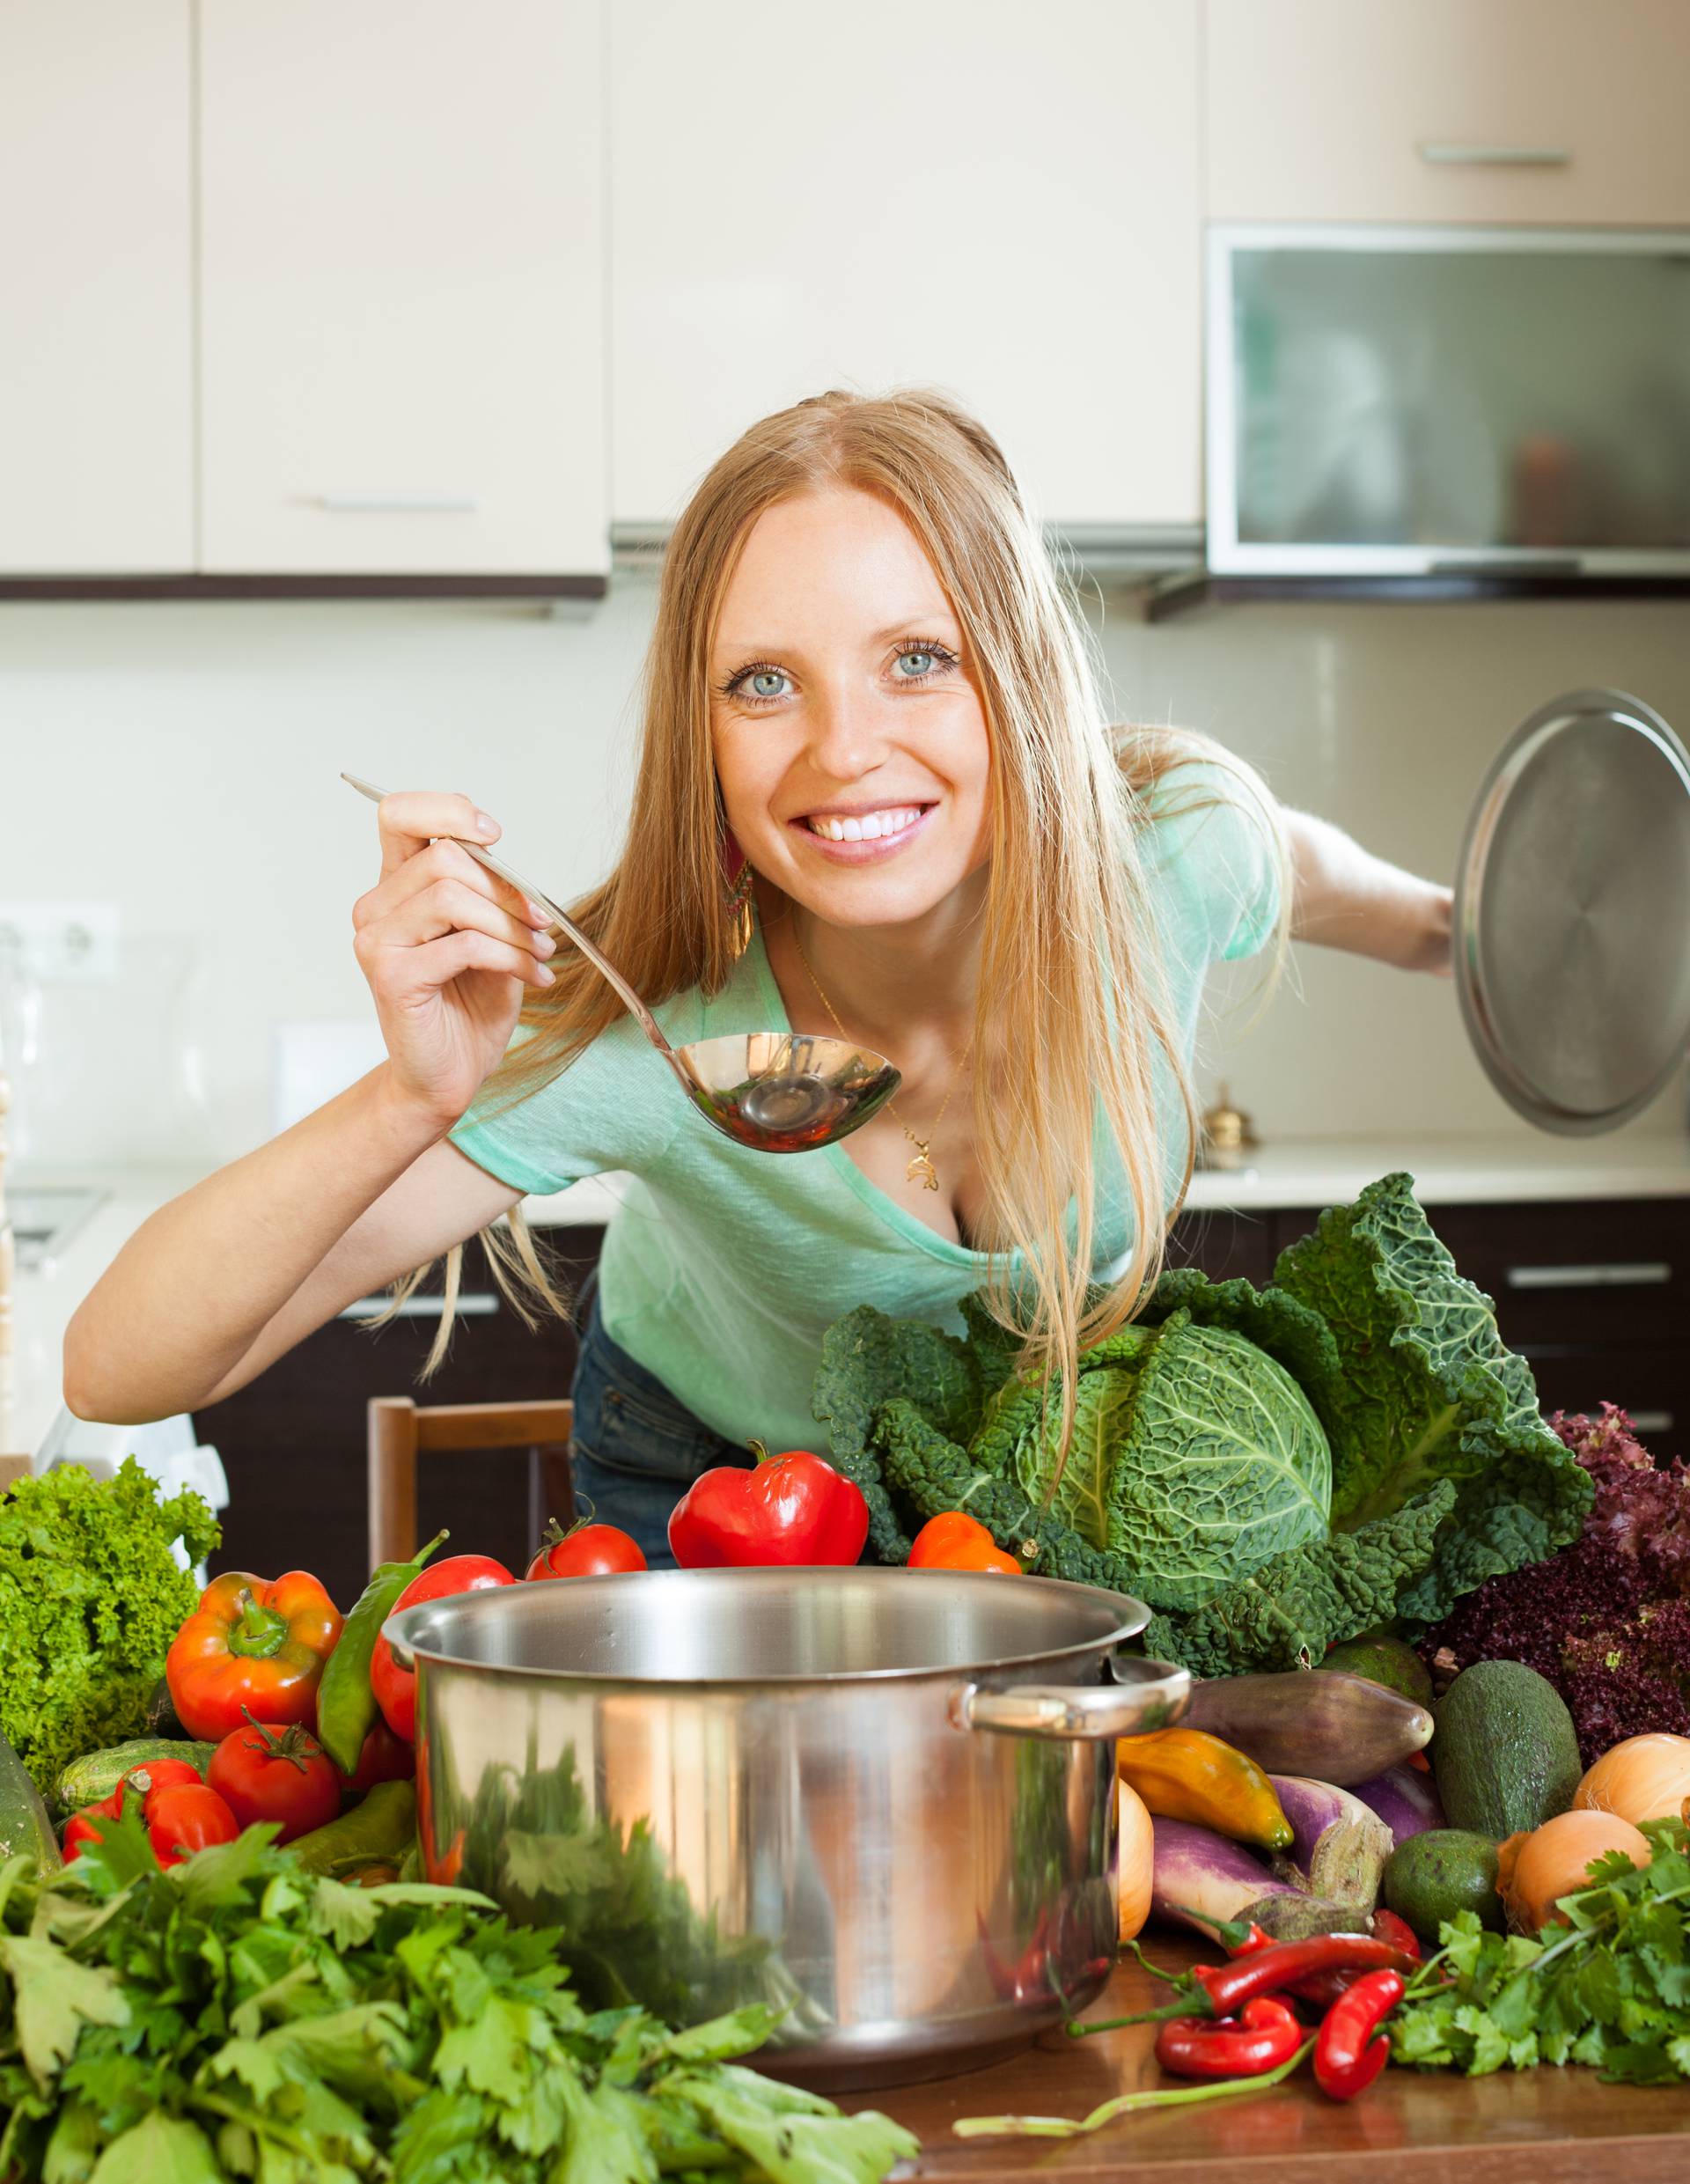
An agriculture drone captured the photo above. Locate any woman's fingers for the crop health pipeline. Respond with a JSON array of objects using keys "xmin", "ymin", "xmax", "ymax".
[
  {"xmin": 356, "ymin": 875, "xmax": 555, "ymax": 980},
  {"xmin": 374, "ymin": 790, "xmax": 496, "ymax": 880},
  {"xmin": 405, "ymin": 929, "xmax": 557, "ymax": 992},
  {"xmin": 355, "ymin": 834, "xmax": 547, "ymax": 935}
]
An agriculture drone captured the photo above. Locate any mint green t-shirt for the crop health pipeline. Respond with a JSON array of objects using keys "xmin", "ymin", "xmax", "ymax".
[{"xmin": 448, "ymin": 762, "xmax": 1281, "ymax": 1454}]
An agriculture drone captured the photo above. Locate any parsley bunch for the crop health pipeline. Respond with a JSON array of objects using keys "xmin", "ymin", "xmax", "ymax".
[
  {"xmin": 0, "ymin": 1809, "xmax": 918, "ymax": 2182},
  {"xmin": 1391, "ymin": 1819, "xmax": 1690, "ymax": 2083}
]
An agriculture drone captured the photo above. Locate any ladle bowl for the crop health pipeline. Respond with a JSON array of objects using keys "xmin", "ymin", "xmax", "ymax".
[{"xmin": 342, "ymin": 774, "xmax": 901, "ymax": 1154}]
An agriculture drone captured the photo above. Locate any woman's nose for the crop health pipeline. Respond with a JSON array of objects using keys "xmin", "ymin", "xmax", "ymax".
[{"xmin": 805, "ymin": 684, "xmax": 891, "ymax": 783}]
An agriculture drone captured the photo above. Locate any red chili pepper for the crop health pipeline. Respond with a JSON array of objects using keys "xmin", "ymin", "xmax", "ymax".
[
  {"xmin": 1313, "ymin": 1968, "xmax": 1404, "ymax": 2101},
  {"xmin": 1171, "ymin": 1907, "xmax": 1275, "ymax": 1958},
  {"xmin": 1370, "ymin": 1908, "xmax": 1422, "ymax": 1962},
  {"xmin": 1156, "ymin": 1996, "xmax": 1303, "ymax": 2080},
  {"xmin": 1192, "ymin": 1933, "xmax": 1417, "ymax": 2020},
  {"xmin": 667, "ymin": 1443, "xmax": 870, "ymax": 1569}
]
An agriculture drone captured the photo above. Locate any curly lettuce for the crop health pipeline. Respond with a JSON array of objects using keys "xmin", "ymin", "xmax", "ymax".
[{"xmin": 812, "ymin": 1172, "xmax": 1593, "ymax": 1673}]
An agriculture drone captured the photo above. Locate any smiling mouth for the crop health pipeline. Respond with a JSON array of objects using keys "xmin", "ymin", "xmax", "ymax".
[{"xmin": 797, "ymin": 803, "xmax": 931, "ymax": 843}]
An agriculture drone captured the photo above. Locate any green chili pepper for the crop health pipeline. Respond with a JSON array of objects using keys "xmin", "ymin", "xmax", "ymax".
[
  {"xmin": 315, "ymin": 1529, "xmax": 447, "ymax": 1774},
  {"xmin": 287, "ymin": 1777, "xmax": 417, "ymax": 1876}
]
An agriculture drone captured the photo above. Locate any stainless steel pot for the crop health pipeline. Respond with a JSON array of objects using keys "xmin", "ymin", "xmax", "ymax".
[{"xmin": 385, "ymin": 1566, "xmax": 1187, "ymax": 2087}]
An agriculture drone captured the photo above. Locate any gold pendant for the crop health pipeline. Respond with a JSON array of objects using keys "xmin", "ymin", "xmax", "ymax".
[{"xmin": 904, "ymin": 1132, "xmax": 940, "ymax": 1191}]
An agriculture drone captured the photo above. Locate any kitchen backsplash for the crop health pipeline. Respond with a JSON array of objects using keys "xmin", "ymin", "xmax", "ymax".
[{"xmin": 4, "ymin": 583, "xmax": 1688, "ymax": 1165}]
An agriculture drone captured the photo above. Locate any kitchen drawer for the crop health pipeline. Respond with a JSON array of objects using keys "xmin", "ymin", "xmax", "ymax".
[
  {"xmin": 197, "ymin": 1227, "xmax": 603, "ymax": 1609},
  {"xmin": 1425, "ymin": 1199, "xmax": 1690, "ymax": 1351},
  {"xmin": 1207, "ymin": 0, "xmax": 1690, "ymax": 226},
  {"xmin": 1521, "ymin": 1347, "xmax": 1687, "ymax": 1461}
]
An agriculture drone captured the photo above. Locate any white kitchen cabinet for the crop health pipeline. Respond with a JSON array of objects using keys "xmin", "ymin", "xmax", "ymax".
[
  {"xmin": 0, "ymin": 0, "xmax": 194, "ymax": 574},
  {"xmin": 198, "ymin": 0, "xmax": 606, "ymax": 578},
  {"xmin": 1208, "ymin": 0, "xmax": 1690, "ymax": 226},
  {"xmin": 608, "ymin": 2, "xmax": 1201, "ymax": 532}
]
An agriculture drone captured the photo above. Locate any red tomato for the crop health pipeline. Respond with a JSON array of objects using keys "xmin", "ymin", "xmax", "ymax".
[
  {"xmin": 121, "ymin": 1757, "xmax": 202, "ymax": 1800},
  {"xmin": 146, "ymin": 1781, "xmax": 239, "ymax": 1867},
  {"xmin": 62, "ymin": 1789, "xmax": 123, "ymax": 1862},
  {"xmin": 338, "ymin": 1717, "xmax": 415, "ymax": 1798},
  {"xmin": 371, "ymin": 1553, "xmax": 515, "ymax": 1743},
  {"xmin": 907, "ymin": 1511, "xmax": 1023, "ymax": 1575},
  {"xmin": 525, "ymin": 1523, "xmax": 646, "ymax": 1581},
  {"xmin": 207, "ymin": 1717, "xmax": 340, "ymax": 1843}
]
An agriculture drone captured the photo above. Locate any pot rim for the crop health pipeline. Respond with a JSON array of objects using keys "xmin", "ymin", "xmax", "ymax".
[{"xmin": 383, "ymin": 1563, "xmax": 1152, "ymax": 1689}]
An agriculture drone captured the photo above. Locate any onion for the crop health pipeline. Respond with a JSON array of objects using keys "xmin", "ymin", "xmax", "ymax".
[
  {"xmin": 1574, "ymin": 1733, "xmax": 1690, "ymax": 1827},
  {"xmin": 1496, "ymin": 1810, "xmax": 1651, "ymax": 1935},
  {"xmin": 1119, "ymin": 1780, "xmax": 1154, "ymax": 1942}
]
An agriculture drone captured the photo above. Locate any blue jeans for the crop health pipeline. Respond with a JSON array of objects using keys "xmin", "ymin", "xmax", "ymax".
[{"xmin": 569, "ymin": 1288, "xmax": 744, "ymax": 1569}]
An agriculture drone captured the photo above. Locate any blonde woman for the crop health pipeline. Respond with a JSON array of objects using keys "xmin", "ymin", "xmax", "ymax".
[{"xmin": 66, "ymin": 390, "xmax": 1451, "ymax": 1567}]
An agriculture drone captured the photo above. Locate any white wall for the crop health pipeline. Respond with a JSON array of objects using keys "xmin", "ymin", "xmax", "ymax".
[{"xmin": 4, "ymin": 581, "xmax": 1688, "ymax": 1165}]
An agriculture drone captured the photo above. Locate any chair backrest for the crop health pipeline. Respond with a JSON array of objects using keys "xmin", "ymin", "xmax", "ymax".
[{"xmin": 366, "ymin": 1395, "xmax": 574, "ymax": 1570}]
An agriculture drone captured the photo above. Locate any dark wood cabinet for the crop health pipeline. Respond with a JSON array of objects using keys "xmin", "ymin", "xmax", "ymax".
[
  {"xmin": 195, "ymin": 1227, "xmax": 605, "ymax": 1610},
  {"xmin": 1169, "ymin": 1193, "xmax": 1690, "ymax": 1459}
]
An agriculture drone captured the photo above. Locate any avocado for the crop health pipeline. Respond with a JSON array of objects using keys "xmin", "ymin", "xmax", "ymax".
[
  {"xmin": 1323, "ymin": 1635, "xmax": 1435, "ymax": 1710},
  {"xmin": 1432, "ymin": 1659, "xmax": 1582, "ymax": 1841},
  {"xmin": 1385, "ymin": 1828, "xmax": 1505, "ymax": 1942}
]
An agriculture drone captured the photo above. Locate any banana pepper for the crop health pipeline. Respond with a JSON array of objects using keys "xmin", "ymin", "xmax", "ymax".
[{"xmin": 1116, "ymin": 1725, "xmax": 1293, "ymax": 1853}]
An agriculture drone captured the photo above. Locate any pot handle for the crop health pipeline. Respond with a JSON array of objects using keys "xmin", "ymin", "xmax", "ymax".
[{"xmin": 952, "ymin": 1656, "xmax": 1190, "ymax": 1740}]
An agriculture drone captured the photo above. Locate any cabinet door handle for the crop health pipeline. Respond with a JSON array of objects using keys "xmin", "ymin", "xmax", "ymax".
[
  {"xmin": 1417, "ymin": 142, "xmax": 1572, "ymax": 168},
  {"xmin": 312, "ymin": 496, "xmax": 480, "ymax": 514},
  {"xmin": 1629, "ymin": 1411, "xmax": 1675, "ymax": 1437},
  {"xmin": 339, "ymin": 1291, "xmax": 500, "ymax": 1320},
  {"xmin": 1506, "ymin": 1261, "xmax": 1672, "ymax": 1290}
]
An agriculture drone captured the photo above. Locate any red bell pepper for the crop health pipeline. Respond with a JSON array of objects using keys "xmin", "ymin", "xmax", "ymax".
[
  {"xmin": 668, "ymin": 1443, "xmax": 869, "ymax": 1569},
  {"xmin": 165, "ymin": 1570, "xmax": 343, "ymax": 1740}
]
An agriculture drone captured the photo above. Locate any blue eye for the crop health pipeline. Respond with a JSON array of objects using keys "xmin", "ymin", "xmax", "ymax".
[
  {"xmin": 895, "ymin": 650, "xmax": 936, "ymax": 678},
  {"xmin": 748, "ymin": 669, "xmax": 789, "ymax": 701}
]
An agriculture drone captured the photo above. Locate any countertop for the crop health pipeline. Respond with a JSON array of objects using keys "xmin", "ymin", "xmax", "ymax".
[
  {"xmin": 853, "ymin": 1940, "xmax": 1690, "ymax": 2179},
  {"xmin": 13, "ymin": 1129, "xmax": 1690, "ymax": 1460}
]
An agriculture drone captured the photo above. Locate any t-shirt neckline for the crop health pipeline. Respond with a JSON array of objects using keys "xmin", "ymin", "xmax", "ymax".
[{"xmin": 745, "ymin": 923, "xmax": 994, "ymax": 1269}]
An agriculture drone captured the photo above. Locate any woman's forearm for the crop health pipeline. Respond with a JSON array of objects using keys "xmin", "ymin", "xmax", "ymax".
[
  {"xmin": 1282, "ymin": 807, "xmax": 1453, "ymax": 974},
  {"xmin": 62, "ymin": 1066, "xmax": 444, "ymax": 1425}
]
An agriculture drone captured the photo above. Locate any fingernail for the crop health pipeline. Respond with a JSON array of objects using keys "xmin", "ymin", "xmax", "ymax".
[
  {"xmin": 535, "ymin": 933, "xmax": 556, "ymax": 957},
  {"xmin": 535, "ymin": 963, "xmax": 555, "ymax": 984},
  {"xmin": 527, "ymin": 899, "xmax": 549, "ymax": 925},
  {"xmin": 475, "ymin": 811, "xmax": 498, "ymax": 839}
]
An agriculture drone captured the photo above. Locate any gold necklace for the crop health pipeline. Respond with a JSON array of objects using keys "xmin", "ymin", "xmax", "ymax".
[{"xmin": 790, "ymin": 923, "xmax": 974, "ymax": 1194}]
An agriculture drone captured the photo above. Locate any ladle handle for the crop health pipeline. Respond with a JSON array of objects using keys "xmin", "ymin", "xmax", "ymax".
[{"xmin": 341, "ymin": 771, "xmax": 688, "ymax": 1080}]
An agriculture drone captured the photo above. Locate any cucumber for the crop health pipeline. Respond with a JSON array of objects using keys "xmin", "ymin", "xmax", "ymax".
[
  {"xmin": 55, "ymin": 1738, "xmax": 217, "ymax": 1813},
  {"xmin": 0, "ymin": 1730, "xmax": 62, "ymax": 1871},
  {"xmin": 1432, "ymin": 1660, "xmax": 1582, "ymax": 1841}
]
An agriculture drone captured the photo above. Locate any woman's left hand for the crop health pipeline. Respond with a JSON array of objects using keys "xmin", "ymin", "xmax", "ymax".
[{"xmin": 1400, "ymin": 883, "xmax": 1454, "ymax": 977}]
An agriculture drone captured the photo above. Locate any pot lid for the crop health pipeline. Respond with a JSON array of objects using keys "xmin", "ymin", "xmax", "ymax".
[{"xmin": 1456, "ymin": 687, "xmax": 1690, "ymax": 1135}]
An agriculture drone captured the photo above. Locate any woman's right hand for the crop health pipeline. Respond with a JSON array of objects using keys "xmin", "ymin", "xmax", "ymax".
[{"xmin": 352, "ymin": 791, "xmax": 558, "ymax": 1129}]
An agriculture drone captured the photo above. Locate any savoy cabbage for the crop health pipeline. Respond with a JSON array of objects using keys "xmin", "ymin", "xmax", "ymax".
[{"xmin": 812, "ymin": 1172, "xmax": 1594, "ymax": 1674}]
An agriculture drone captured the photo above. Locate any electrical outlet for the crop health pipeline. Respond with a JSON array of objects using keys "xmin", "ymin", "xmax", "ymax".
[{"xmin": 0, "ymin": 901, "xmax": 121, "ymax": 982}]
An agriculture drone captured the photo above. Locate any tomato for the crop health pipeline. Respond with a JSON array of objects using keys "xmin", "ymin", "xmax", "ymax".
[
  {"xmin": 338, "ymin": 1717, "xmax": 415, "ymax": 1798},
  {"xmin": 907, "ymin": 1511, "xmax": 1022, "ymax": 1575},
  {"xmin": 371, "ymin": 1553, "xmax": 516, "ymax": 1743},
  {"xmin": 207, "ymin": 1717, "xmax": 341, "ymax": 1843},
  {"xmin": 62, "ymin": 1789, "xmax": 123, "ymax": 1862},
  {"xmin": 121, "ymin": 1757, "xmax": 202, "ymax": 1800},
  {"xmin": 146, "ymin": 1781, "xmax": 239, "ymax": 1867},
  {"xmin": 525, "ymin": 1521, "xmax": 646, "ymax": 1581}
]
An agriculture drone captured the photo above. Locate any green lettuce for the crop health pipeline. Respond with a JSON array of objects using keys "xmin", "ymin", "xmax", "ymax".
[{"xmin": 812, "ymin": 1173, "xmax": 1593, "ymax": 1673}]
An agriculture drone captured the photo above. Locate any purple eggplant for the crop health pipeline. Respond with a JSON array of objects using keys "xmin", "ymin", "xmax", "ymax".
[
  {"xmin": 1268, "ymin": 1775, "xmax": 1393, "ymax": 1910},
  {"xmin": 1182, "ymin": 1670, "xmax": 1433, "ymax": 1786},
  {"xmin": 1350, "ymin": 1763, "xmax": 1446, "ymax": 1849},
  {"xmin": 1150, "ymin": 1816, "xmax": 1372, "ymax": 1943}
]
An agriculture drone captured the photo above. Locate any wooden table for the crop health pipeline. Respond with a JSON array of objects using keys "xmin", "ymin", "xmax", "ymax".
[{"xmin": 849, "ymin": 1940, "xmax": 1690, "ymax": 2181}]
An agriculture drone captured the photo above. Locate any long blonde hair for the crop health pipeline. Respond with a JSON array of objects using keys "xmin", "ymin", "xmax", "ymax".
[{"xmin": 400, "ymin": 388, "xmax": 1286, "ymax": 1456}]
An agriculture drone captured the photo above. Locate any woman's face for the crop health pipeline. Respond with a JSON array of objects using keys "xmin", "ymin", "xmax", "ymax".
[{"xmin": 709, "ymin": 487, "xmax": 992, "ymax": 930}]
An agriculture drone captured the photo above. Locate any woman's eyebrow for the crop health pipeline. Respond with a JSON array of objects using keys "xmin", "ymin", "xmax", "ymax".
[{"xmin": 713, "ymin": 610, "xmax": 960, "ymax": 659}]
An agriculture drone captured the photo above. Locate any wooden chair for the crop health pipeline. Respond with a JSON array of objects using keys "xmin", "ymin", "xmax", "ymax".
[{"xmin": 366, "ymin": 1396, "xmax": 575, "ymax": 1569}]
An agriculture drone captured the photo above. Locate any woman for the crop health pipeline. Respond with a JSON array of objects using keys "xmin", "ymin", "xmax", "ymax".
[{"xmin": 65, "ymin": 390, "xmax": 1451, "ymax": 1567}]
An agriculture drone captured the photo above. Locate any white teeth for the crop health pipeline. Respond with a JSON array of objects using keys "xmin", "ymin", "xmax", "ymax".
[{"xmin": 805, "ymin": 806, "xmax": 922, "ymax": 842}]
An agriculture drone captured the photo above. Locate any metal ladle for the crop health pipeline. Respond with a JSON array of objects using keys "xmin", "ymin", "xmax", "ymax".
[{"xmin": 342, "ymin": 774, "xmax": 901, "ymax": 1153}]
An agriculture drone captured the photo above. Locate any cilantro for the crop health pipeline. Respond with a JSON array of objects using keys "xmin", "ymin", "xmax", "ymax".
[
  {"xmin": 0, "ymin": 1822, "xmax": 917, "ymax": 2181},
  {"xmin": 1391, "ymin": 1820, "xmax": 1690, "ymax": 2084},
  {"xmin": 0, "ymin": 1458, "xmax": 218, "ymax": 1791}
]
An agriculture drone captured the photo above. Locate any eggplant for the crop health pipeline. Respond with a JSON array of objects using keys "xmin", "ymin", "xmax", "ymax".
[
  {"xmin": 1182, "ymin": 1670, "xmax": 1433, "ymax": 1787},
  {"xmin": 1350, "ymin": 1762, "xmax": 1446, "ymax": 1849},
  {"xmin": 1268, "ymin": 1775, "xmax": 1393, "ymax": 1910},
  {"xmin": 1150, "ymin": 1816, "xmax": 1372, "ymax": 1943}
]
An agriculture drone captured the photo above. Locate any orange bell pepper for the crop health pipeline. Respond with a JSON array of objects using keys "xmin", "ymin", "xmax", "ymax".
[{"xmin": 165, "ymin": 1570, "xmax": 342, "ymax": 1740}]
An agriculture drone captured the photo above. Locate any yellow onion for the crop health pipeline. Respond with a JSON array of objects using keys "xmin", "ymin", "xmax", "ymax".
[
  {"xmin": 1117, "ymin": 1778, "xmax": 1154, "ymax": 1942},
  {"xmin": 1496, "ymin": 1810, "xmax": 1651, "ymax": 1935},
  {"xmin": 1574, "ymin": 1733, "xmax": 1690, "ymax": 1827}
]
